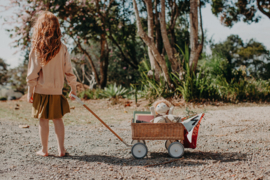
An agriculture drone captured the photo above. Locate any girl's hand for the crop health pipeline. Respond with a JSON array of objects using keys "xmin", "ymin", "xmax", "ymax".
[
  {"xmin": 27, "ymin": 93, "xmax": 33, "ymax": 103},
  {"xmin": 69, "ymin": 91, "xmax": 76, "ymax": 100}
]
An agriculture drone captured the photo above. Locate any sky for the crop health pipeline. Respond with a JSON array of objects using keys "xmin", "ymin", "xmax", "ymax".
[{"xmin": 0, "ymin": 3, "xmax": 270, "ymax": 69}]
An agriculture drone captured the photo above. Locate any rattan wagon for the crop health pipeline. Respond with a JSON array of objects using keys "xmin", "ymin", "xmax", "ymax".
[
  {"xmin": 131, "ymin": 123, "xmax": 185, "ymax": 159},
  {"xmin": 130, "ymin": 113, "xmax": 204, "ymax": 159}
]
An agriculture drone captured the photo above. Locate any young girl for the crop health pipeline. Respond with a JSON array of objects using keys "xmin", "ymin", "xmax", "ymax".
[{"xmin": 26, "ymin": 11, "xmax": 77, "ymax": 157}]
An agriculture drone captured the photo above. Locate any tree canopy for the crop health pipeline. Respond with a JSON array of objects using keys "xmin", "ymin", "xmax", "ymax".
[
  {"xmin": 0, "ymin": 58, "xmax": 8, "ymax": 85},
  {"xmin": 211, "ymin": 34, "xmax": 270, "ymax": 79},
  {"xmin": 211, "ymin": 0, "xmax": 270, "ymax": 27}
]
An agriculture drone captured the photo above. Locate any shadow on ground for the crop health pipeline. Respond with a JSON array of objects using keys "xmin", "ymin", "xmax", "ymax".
[{"xmin": 52, "ymin": 150, "xmax": 248, "ymax": 167}]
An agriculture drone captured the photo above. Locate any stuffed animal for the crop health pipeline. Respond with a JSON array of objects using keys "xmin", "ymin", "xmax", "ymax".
[{"xmin": 150, "ymin": 99, "xmax": 179, "ymax": 123}]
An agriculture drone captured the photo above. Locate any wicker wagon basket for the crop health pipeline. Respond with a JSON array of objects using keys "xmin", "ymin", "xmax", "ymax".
[{"xmin": 131, "ymin": 123, "xmax": 184, "ymax": 141}]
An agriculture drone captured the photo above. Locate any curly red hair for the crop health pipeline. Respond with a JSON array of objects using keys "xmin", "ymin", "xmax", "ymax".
[{"xmin": 32, "ymin": 11, "xmax": 62, "ymax": 66}]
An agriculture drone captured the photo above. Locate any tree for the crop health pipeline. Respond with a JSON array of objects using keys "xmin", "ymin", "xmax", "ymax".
[
  {"xmin": 237, "ymin": 39, "xmax": 270, "ymax": 78},
  {"xmin": 211, "ymin": 35, "xmax": 270, "ymax": 79},
  {"xmin": 51, "ymin": 0, "xmax": 137, "ymax": 88},
  {"xmin": 189, "ymin": 0, "xmax": 204, "ymax": 72},
  {"xmin": 210, "ymin": 0, "xmax": 264, "ymax": 27},
  {"xmin": 7, "ymin": 64, "xmax": 28, "ymax": 94},
  {"xmin": 132, "ymin": 0, "xmax": 175, "ymax": 86},
  {"xmin": 0, "ymin": 58, "xmax": 8, "ymax": 85},
  {"xmin": 257, "ymin": 0, "xmax": 270, "ymax": 19},
  {"xmin": 211, "ymin": 35, "xmax": 243, "ymax": 65},
  {"xmin": 132, "ymin": 0, "xmax": 205, "ymax": 82}
]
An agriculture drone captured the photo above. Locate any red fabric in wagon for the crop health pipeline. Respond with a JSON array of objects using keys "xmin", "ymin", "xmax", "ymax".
[{"xmin": 183, "ymin": 115, "xmax": 203, "ymax": 149}]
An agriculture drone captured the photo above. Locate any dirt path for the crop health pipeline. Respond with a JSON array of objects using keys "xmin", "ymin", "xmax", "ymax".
[{"xmin": 0, "ymin": 103, "xmax": 270, "ymax": 179}]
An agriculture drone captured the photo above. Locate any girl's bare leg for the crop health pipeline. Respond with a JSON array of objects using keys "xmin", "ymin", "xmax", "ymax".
[
  {"xmin": 36, "ymin": 118, "xmax": 49, "ymax": 156},
  {"xmin": 52, "ymin": 118, "xmax": 66, "ymax": 156}
]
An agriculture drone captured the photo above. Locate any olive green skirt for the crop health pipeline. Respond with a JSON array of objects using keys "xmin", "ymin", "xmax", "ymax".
[{"xmin": 32, "ymin": 93, "xmax": 70, "ymax": 119}]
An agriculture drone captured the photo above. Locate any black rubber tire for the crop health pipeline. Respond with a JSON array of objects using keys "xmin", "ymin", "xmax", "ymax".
[{"xmin": 131, "ymin": 142, "xmax": 148, "ymax": 159}]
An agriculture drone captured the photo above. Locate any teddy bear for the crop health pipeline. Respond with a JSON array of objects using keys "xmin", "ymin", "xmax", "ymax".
[{"xmin": 149, "ymin": 99, "xmax": 181, "ymax": 123}]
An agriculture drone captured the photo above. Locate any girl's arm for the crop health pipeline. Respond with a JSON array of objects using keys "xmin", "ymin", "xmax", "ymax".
[
  {"xmin": 26, "ymin": 50, "xmax": 41, "ymax": 102},
  {"xmin": 64, "ymin": 47, "xmax": 77, "ymax": 96}
]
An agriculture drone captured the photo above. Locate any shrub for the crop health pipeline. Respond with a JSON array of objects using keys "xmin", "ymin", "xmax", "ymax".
[
  {"xmin": 136, "ymin": 60, "xmax": 174, "ymax": 101},
  {"xmin": 78, "ymin": 89, "xmax": 95, "ymax": 99},
  {"xmin": 199, "ymin": 54, "xmax": 270, "ymax": 102},
  {"xmin": 100, "ymin": 83, "xmax": 129, "ymax": 99},
  {"xmin": 93, "ymin": 88, "xmax": 104, "ymax": 99},
  {"xmin": 173, "ymin": 46, "xmax": 220, "ymax": 102},
  {"xmin": 77, "ymin": 88, "xmax": 105, "ymax": 100},
  {"xmin": 0, "ymin": 97, "xmax": 7, "ymax": 101}
]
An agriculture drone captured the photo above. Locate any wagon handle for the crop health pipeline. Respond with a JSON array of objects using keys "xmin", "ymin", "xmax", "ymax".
[{"xmin": 71, "ymin": 94, "xmax": 131, "ymax": 147}]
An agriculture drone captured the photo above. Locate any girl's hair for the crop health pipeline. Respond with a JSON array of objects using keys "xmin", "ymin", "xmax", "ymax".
[{"xmin": 32, "ymin": 11, "xmax": 62, "ymax": 66}]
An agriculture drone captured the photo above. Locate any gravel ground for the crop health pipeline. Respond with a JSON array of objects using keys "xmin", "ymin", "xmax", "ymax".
[{"xmin": 0, "ymin": 104, "xmax": 270, "ymax": 180}]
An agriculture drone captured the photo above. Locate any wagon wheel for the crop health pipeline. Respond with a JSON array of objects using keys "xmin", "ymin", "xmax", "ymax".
[
  {"xmin": 168, "ymin": 142, "xmax": 184, "ymax": 158},
  {"xmin": 131, "ymin": 142, "xmax": 148, "ymax": 159},
  {"xmin": 165, "ymin": 140, "xmax": 178, "ymax": 150},
  {"xmin": 131, "ymin": 140, "xmax": 146, "ymax": 145}
]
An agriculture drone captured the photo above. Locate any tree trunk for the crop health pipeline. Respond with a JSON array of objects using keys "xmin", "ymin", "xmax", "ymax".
[
  {"xmin": 169, "ymin": 0, "xmax": 179, "ymax": 51},
  {"xmin": 76, "ymin": 40, "xmax": 100, "ymax": 85},
  {"xmin": 133, "ymin": 0, "xmax": 172, "ymax": 87},
  {"xmin": 154, "ymin": 0, "xmax": 163, "ymax": 54},
  {"xmin": 145, "ymin": 0, "xmax": 161, "ymax": 80},
  {"xmin": 99, "ymin": 33, "xmax": 109, "ymax": 89},
  {"xmin": 160, "ymin": 0, "xmax": 178, "ymax": 72},
  {"xmin": 145, "ymin": 0, "xmax": 156, "ymax": 70},
  {"xmin": 189, "ymin": 0, "xmax": 203, "ymax": 72},
  {"xmin": 153, "ymin": 0, "xmax": 162, "ymax": 80}
]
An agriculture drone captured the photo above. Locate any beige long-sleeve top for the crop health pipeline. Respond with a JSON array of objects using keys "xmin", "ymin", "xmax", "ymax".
[{"xmin": 26, "ymin": 43, "xmax": 77, "ymax": 95}]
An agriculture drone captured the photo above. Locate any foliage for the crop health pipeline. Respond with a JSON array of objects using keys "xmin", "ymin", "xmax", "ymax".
[
  {"xmin": 0, "ymin": 58, "xmax": 8, "ymax": 85},
  {"xmin": 0, "ymin": 59, "xmax": 27, "ymax": 94},
  {"xmin": 133, "ymin": 44, "xmax": 270, "ymax": 103},
  {"xmin": 173, "ymin": 46, "xmax": 220, "ymax": 102},
  {"xmin": 7, "ymin": 64, "xmax": 28, "ymax": 94},
  {"xmin": 199, "ymin": 54, "xmax": 233, "ymax": 83},
  {"xmin": 211, "ymin": 0, "xmax": 261, "ymax": 27},
  {"xmin": 211, "ymin": 35, "xmax": 270, "ymax": 80},
  {"xmin": 236, "ymin": 39, "xmax": 270, "ymax": 78},
  {"xmin": 77, "ymin": 88, "xmax": 104, "ymax": 100},
  {"xmin": 0, "ymin": 97, "xmax": 7, "ymax": 101},
  {"xmin": 77, "ymin": 89, "xmax": 94, "ymax": 100},
  {"xmin": 199, "ymin": 55, "xmax": 270, "ymax": 102},
  {"xmin": 100, "ymin": 83, "xmax": 129, "ymax": 99},
  {"xmin": 136, "ymin": 60, "xmax": 174, "ymax": 101},
  {"xmin": 210, "ymin": 35, "xmax": 243, "ymax": 65}
]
